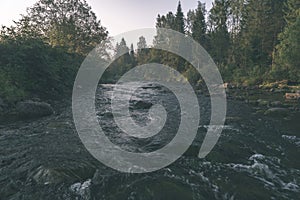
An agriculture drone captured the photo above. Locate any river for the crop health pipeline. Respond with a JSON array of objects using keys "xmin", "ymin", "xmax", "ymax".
[{"xmin": 0, "ymin": 83, "xmax": 299, "ymax": 199}]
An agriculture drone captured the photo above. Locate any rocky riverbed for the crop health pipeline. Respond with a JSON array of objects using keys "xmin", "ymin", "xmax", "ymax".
[{"xmin": 0, "ymin": 83, "xmax": 299, "ymax": 199}]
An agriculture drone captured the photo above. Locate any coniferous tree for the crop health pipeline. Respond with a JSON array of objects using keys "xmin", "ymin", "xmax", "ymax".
[
  {"xmin": 226, "ymin": 0, "xmax": 244, "ymax": 67},
  {"xmin": 175, "ymin": 1, "xmax": 185, "ymax": 34},
  {"xmin": 186, "ymin": 10, "xmax": 196, "ymax": 36},
  {"xmin": 272, "ymin": 0, "xmax": 300, "ymax": 81},
  {"xmin": 130, "ymin": 43, "xmax": 136, "ymax": 64},
  {"xmin": 137, "ymin": 36, "xmax": 149, "ymax": 63},
  {"xmin": 240, "ymin": 0, "xmax": 286, "ymax": 69},
  {"xmin": 208, "ymin": 0, "xmax": 230, "ymax": 65},
  {"xmin": 113, "ymin": 38, "xmax": 132, "ymax": 74},
  {"xmin": 191, "ymin": 1, "xmax": 207, "ymax": 47}
]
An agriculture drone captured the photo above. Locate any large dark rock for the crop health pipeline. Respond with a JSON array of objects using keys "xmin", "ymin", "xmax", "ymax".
[
  {"xmin": 264, "ymin": 108, "xmax": 290, "ymax": 117},
  {"xmin": 0, "ymin": 98, "xmax": 8, "ymax": 113},
  {"xmin": 0, "ymin": 98, "xmax": 4, "ymax": 112},
  {"xmin": 257, "ymin": 99, "xmax": 269, "ymax": 107},
  {"xmin": 132, "ymin": 100, "xmax": 153, "ymax": 110},
  {"xmin": 270, "ymin": 101, "xmax": 282, "ymax": 107},
  {"xmin": 16, "ymin": 100, "xmax": 54, "ymax": 118}
]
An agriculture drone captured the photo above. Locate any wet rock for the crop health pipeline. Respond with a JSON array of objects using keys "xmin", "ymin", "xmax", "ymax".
[
  {"xmin": 70, "ymin": 179, "xmax": 91, "ymax": 198},
  {"xmin": 235, "ymin": 96, "xmax": 245, "ymax": 101},
  {"xmin": 31, "ymin": 166, "xmax": 70, "ymax": 185},
  {"xmin": 226, "ymin": 116, "xmax": 242, "ymax": 123},
  {"xmin": 31, "ymin": 97, "xmax": 41, "ymax": 102},
  {"xmin": 16, "ymin": 100, "xmax": 54, "ymax": 118},
  {"xmin": 0, "ymin": 97, "xmax": 8, "ymax": 113},
  {"xmin": 0, "ymin": 97, "xmax": 4, "ymax": 107},
  {"xmin": 1, "ymin": 181, "xmax": 20, "ymax": 197},
  {"xmin": 31, "ymin": 164, "xmax": 94, "ymax": 185},
  {"xmin": 255, "ymin": 109, "xmax": 266, "ymax": 115},
  {"xmin": 141, "ymin": 84, "xmax": 163, "ymax": 90},
  {"xmin": 132, "ymin": 100, "xmax": 153, "ymax": 109},
  {"xmin": 257, "ymin": 99, "xmax": 269, "ymax": 107},
  {"xmin": 270, "ymin": 101, "xmax": 282, "ymax": 107},
  {"xmin": 264, "ymin": 108, "xmax": 290, "ymax": 117},
  {"xmin": 247, "ymin": 100, "xmax": 258, "ymax": 106},
  {"xmin": 285, "ymin": 93, "xmax": 300, "ymax": 100}
]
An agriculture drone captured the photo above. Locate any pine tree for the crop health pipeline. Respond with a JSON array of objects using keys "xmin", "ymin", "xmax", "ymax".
[
  {"xmin": 191, "ymin": 1, "xmax": 207, "ymax": 47},
  {"xmin": 186, "ymin": 10, "xmax": 195, "ymax": 36},
  {"xmin": 175, "ymin": 1, "xmax": 185, "ymax": 33},
  {"xmin": 208, "ymin": 0, "xmax": 230, "ymax": 65},
  {"xmin": 239, "ymin": 0, "xmax": 286, "ymax": 69},
  {"xmin": 226, "ymin": 0, "xmax": 245, "ymax": 67},
  {"xmin": 137, "ymin": 36, "xmax": 149, "ymax": 63},
  {"xmin": 113, "ymin": 38, "xmax": 132, "ymax": 74}
]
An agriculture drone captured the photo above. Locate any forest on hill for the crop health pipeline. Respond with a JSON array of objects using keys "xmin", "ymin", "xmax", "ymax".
[{"xmin": 0, "ymin": 0, "xmax": 299, "ymax": 103}]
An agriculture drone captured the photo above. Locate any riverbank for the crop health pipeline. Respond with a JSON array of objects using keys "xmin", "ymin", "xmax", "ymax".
[
  {"xmin": 226, "ymin": 82, "xmax": 300, "ymax": 117},
  {"xmin": 0, "ymin": 81, "xmax": 299, "ymax": 124}
]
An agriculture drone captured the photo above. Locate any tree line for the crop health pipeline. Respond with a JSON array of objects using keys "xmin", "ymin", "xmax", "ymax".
[
  {"xmin": 111, "ymin": 0, "xmax": 299, "ymax": 86},
  {"xmin": 0, "ymin": 0, "xmax": 299, "ymax": 103}
]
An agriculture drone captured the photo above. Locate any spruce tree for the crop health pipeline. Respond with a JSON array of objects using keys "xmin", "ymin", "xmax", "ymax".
[
  {"xmin": 175, "ymin": 1, "xmax": 185, "ymax": 33},
  {"xmin": 192, "ymin": 1, "xmax": 207, "ymax": 47},
  {"xmin": 208, "ymin": 0, "xmax": 230, "ymax": 65}
]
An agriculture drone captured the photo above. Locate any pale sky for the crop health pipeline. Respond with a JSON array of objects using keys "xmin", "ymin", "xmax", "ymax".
[{"xmin": 0, "ymin": 0, "xmax": 213, "ymax": 36}]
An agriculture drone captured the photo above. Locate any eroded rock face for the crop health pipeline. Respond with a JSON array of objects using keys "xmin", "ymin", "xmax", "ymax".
[{"xmin": 16, "ymin": 100, "xmax": 54, "ymax": 118}]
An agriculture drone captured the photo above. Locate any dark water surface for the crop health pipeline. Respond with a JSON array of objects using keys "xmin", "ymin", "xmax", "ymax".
[{"xmin": 0, "ymin": 83, "xmax": 299, "ymax": 200}]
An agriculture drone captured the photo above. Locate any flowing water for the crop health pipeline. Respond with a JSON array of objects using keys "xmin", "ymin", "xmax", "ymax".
[{"xmin": 0, "ymin": 83, "xmax": 299, "ymax": 200}]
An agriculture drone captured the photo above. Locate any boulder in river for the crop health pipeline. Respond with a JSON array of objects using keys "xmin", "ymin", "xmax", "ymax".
[
  {"xmin": 264, "ymin": 108, "xmax": 290, "ymax": 117},
  {"xmin": 285, "ymin": 93, "xmax": 300, "ymax": 100},
  {"xmin": 0, "ymin": 98, "xmax": 5, "ymax": 112},
  {"xmin": 16, "ymin": 100, "xmax": 54, "ymax": 118},
  {"xmin": 257, "ymin": 99, "xmax": 269, "ymax": 107},
  {"xmin": 132, "ymin": 100, "xmax": 153, "ymax": 110},
  {"xmin": 270, "ymin": 101, "xmax": 282, "ymax": 107}
]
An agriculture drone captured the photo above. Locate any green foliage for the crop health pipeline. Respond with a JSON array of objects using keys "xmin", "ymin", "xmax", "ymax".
[
  {"xmin": 0, "ymin": 36, "xmax": 83, "ymax": 101},
  {"xmin": 0, "ymin": 69, "xmax": 26, "ymax": 103},
  {"xmin": 1, "ymin": 0, "xmax": 298, "ymax": 104},
  {"xmin": 139, "ymin": 0, "xmax": 299, "ymax": 85},
  {"xmin": 19, "ymin": 0, "xmax": 108, "ymax": 55},
  {"xmin": 207, "ymin": 0, "xmax": 230, "ymax": 65},
  {"xmin": 239, "ymin": 0, "xmax": 286, "ymax": 68},
  {"xmin": 191, "ymin": 2, "xmax": 207, "ymax": 47},
  {"xmin": 271, "ymin": 0, "xmax": 300, "ymax": 82},
  {"xmin": 0, "ymin": 0, "xmax": 105, "ymax": 102},
  {"xmin": 175, "ymin": 1, "xmax": 185, "ymax": 34}
]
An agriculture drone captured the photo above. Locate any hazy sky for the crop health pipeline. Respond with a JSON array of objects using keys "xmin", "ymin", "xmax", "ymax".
[{"xmin": 0, "ymin": 0, "xmax": 213, "ymax": 36}]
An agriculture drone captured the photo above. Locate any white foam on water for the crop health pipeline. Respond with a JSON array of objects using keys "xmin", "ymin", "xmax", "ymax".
[
  {"xmin": 283, "ymin": 182, "xmax": 299, "ymax": 192},
  {"xmin": 282, "ymin": 135, "xmax": 297, "ymax": 140},
  {"xmin": 249, "ymin": 154, "xmax": 265, "ymax": 161},
  {"xmin": 226, "ymin": 153, "xmax": 300, "ymax": 193},
  {"xmin": 199, "ymin": 125, "xmax": 240, "ymax": 132},
  {"xmin": 70, "ymin": 179, "xmax": 91, "ymax": 197},
  {"xmin": 282, "ymin": 135, "xmax": 300, "ymax": 147}
]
